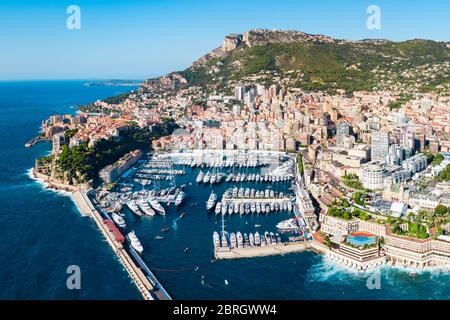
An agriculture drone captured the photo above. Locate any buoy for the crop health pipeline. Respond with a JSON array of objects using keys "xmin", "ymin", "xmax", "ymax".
[{"xmin": 224, "ymin": 279, "xmax": 229, "ymax": 286}]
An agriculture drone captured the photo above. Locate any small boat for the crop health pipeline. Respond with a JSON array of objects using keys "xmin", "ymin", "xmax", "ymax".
[
  {"xmin": 179, "ymin": 212, "xmax": 186, "ymax": 219},
  {"xmin": 154, "ymin": 236, "xmax": 164, "ymax": 240},
  {"xmin": 161, "ymin": 227, "xmax": 171, "ymax": 232},
  {"xmin": 112, "ymin": 212, "xmax": 126, "ymax": 228},
  {"xmin": 255, "ymin": 224, "xmax": 262, "ymax": 228}
]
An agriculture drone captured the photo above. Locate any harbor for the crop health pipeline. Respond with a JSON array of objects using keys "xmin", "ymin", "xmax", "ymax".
[{"xmin": 72, "ymin": 149, "xmax": 322, "ymax": 299}]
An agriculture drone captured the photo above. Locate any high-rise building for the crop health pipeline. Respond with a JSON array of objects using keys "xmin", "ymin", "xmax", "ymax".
[
  {"xmin": 371, "ymin": 131, "xmax": 389, "ymax": 164},
  {"xmin": 234, "ymin": 85, "xmax": 246, "ymax": 101},
  {"xmin": 336, "ymin": 122, "xmax": 352, "ymax": 147}
]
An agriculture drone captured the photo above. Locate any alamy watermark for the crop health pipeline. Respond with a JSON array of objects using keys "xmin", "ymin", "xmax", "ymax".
[
  {"xmin": 366, "ymin": 5, "xmax": 381, "ymax": 30},
  {"xmin": 366, "ymin": 271, "xmax": 381, "ymax": 290},
  {"xmin": 66, "ymin": 265, "xmax": 81, "ymax": 290},
  {"xmin": 66, "ymin": 5, "xmax": 81, "ymax": 30}
]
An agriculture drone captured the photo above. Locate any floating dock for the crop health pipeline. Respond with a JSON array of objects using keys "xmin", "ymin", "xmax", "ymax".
[{"xmin": 214, "ymin": 241, "xmax": 310, "ymax": 260}]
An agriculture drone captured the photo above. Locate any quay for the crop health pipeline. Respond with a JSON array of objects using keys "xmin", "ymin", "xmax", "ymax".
[
  {"xmin": 72, "ymin": 190, "xmax": 171, "ymax": 300},
  {"xmin": 215, "ymin": 241, "xmax": 310, "ymax": 260},
  {"xmin": 25, "ymin": 136, "xmax": 49, "ymax": 148}
]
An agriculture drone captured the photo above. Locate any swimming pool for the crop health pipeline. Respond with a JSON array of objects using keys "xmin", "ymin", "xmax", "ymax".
[{"xmin": 346, "ymin": 233, "xmax": 376, "ymax": 246}]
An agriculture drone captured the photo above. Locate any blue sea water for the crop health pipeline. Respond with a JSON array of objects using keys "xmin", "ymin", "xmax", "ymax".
[{"xmin": 0, "ymin": 80, "xmax": 448, "ymax": 300}]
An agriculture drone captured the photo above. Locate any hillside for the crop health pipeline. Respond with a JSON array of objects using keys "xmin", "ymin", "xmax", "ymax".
[{"xmin": 142, "ymin": 29, "xmax": 450, "ymax": 95}]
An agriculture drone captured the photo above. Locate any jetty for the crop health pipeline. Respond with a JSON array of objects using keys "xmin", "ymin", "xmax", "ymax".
[
  {"xmin": 73, "ymin": 190, "xmax": 171, "ymax": 300},
  {"xmin": 215, "ymin": 241, "xmax": 310, "ymax": 260}
]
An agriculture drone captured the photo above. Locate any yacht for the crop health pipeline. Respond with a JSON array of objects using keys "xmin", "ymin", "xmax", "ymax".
[
  {"xmin": 175, "ymin": 191, "xmax": 186, "ymax": 206},
  {"xmin": 239, "ymin": 203, "xmax": 245, "ymax": 215},
  {"xmin": 276, "ymin": 233, "xmax": 282, "ymax": 244},
  {"xmin": 250, "ymin": 202, "xmax": 256, "ymax": 214},
  {"xmin": 216, "ymin": 174, "xmax": 223, "ymax": 184},
  {"xmin": 236, "ymin": 232, "xmax": 243, "ymax": 249},
  {"xmin": 221, "ymin": 203, "xmax": 228, "ymax": 215},
  {"xmin": 229, "ymin": 233, "xmax": 237, "ymax": 249},
  {"xmin": 215, "ymin": 202, "xmax": 222, "ymax": 215},
  {"xmin": 138, "ymin": 200, "xmax": 156, "ymax": 216},
  {"xmin": 203, "ymin": 171, "xmax": 211, "ymax": 184},
  {"xmin": 210, "ymin": 173, "xmax": 217, "ymax": 184},
  {"xmin": 111, "ymin": 212, "xmax": 126, "ymax": 228},
  {"xmin": 127, "ymin": 231, "xmax": 144, "ymax": 254},
  {"xmin": 261, "ymin": 203, "xmax": 266, "ymax": 213},
  {"xmin": 249, "ymin": 233, "xmax": 255, "ymax": 247},
  {"xmin": 270, "ymin": 190, "xmax": 275, "ymax": 198},
  {"xmin": 276, "ymin": 219, "xmax": 299, "ymax": 232},
  {"xmin": 254, "ymin": 232, "xmax": 261, "ymax": 246},
  {"xmin": 265, "ymin": 231, "xmax": 271, "ymax": 245},
  {"xmin": 228, "ymin": 205, "xmax": 234, "ymax": 215},
  {"xmin": 270, "ymin": 232, "xmax": 277, "ymax": 245},
  {"xmin": 233, "ymin": 202, "xmax": 239, "ymax": 214},
  {"xmin": 264, "ymin": 190, "xmax": 270, "ymax": 198},
  {"xmin": 127, "ymin": 201, "xmax": 143, "ymax": 217},
  {"xmin": 243, "ymin": 233, "xmax": 249, "ymax": 247},
  {"xmin": 256, "ymin": 202, "xmax": 261, "ymax": 214},
  {"xmin": 226, "ymin": 174, "xmax": 233, "ymax": 182},
  {"xmin": 213, "ymin": 232, "xmax": 221, "ymax": 249},
  {"xmin": 244, "ymin": 188, "xmax": 250, "ymax": 198},
  {"xmin": 232, "ymin": 187, "xmax": 238, "ymax": 198},
  {"xmin": 206, "ymin": 191, "xmax": 218, "ymax": 210},
  {"xmin": 245, "ymin": 203, "xmax": 251, "ymax": 215},
  {"xmin": 149, "ymin": 198, "xmax": 166, "ymax": 215},
  {"xmin": 221, "ymin": 232, "xmax": 228, "ymax": 248},
  {"xmin": 287, "ymin": 202, "xmax": 293, "ymax": 212}
]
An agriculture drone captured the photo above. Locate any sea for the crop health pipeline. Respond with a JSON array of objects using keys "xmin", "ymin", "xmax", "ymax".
[{"xmin": 0, "ymin": 80, "xmax": 448, "ymax": 300}]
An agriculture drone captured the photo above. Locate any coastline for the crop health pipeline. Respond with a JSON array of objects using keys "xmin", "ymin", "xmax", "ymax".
[{"xmin": 27, "ymin": 167, "xmax": 169, "ymax": 300}]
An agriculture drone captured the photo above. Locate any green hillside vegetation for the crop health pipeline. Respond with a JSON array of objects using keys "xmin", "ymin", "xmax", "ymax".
[{"xmin": 180, "ymin": 38, "xmax": 450, "ymax": 94}]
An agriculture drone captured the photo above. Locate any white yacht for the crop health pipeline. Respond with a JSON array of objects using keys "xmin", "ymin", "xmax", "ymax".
[
  {"xmin": 215, "ymin": 202, "xmax": 222, "ymax": 215},
  {"xmin": 254, "ymin": 232, "xmax": 261, "ymax": 246},
  {"xmin": 149, "ymin": 198, "xmax": 165, "ymax": 215},
  {"xmin": 210, "ymin": 173, "xmax": 217, "ymax": 184},
  {"xmin": 229, "ymin": 233, "xmax": 237, "ymax": 249},
  {"xmin": 127, "ymin": 231, "xmax": 144, "ymax": 254},
  {"xmin": 206, "ymin": 191, "xmax": 218, "ymax": 210},
  {"xmin": 196, "ymin": 170, "xmax": 204, "ymax": 183},
  {"xmin": 111, "ymin": 212, "xmax": 126, "ymax": 228},
  {"xmin": 213, "ymin": 232, "xmax": 221, "ymax": 249},
  {"xmin": 138, "ymin": 201, "xmax": 156, "ymax": 216},
  {"xmin": 175, "ymin": 191, "xmax": 186, "ymax": 206},
  {"xmin": 127, "ymin": 201, "xmax": 143, "ymax": 217},
  {"xmin": 203, "ymin": 171, "xmax": 211, "ymax": 184},
  {"xmin": 249, "ymin": 233, "xmax": 255, "ymax": 247},
  {"xmin": 221, "ymin": 203, "xmax": 228, "ymax": 215},
  {"xmin": 236, "ymin": 232, "xmax": 243, "ymax": 248},
  {"xmin": 276, "ymin": 219, "xmax": 299, "ymax": 231}
]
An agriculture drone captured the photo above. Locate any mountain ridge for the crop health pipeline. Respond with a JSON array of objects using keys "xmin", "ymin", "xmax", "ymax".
[{"xmin": 142, "ymin": 29, "xmax": 450, "ymax": 95}]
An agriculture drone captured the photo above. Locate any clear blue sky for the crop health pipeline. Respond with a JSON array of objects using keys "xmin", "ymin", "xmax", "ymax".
[{"xmin": 0, "ymin": 0, "xmax": 449, "ymax": 80}]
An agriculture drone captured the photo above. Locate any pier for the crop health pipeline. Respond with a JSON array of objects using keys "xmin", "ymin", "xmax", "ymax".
[
  {"xmin": 73, "ymin": 191, "xmax": 171, "ymax": 300},
  {"xmin": 215, "ymin": 241, "xmax": 310, "ymax": 260}
]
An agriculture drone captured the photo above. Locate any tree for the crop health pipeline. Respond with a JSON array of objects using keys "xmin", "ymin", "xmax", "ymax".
[{"xmin": 434, "ymin": 205, "xmax": 448, "ymax": 216}]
